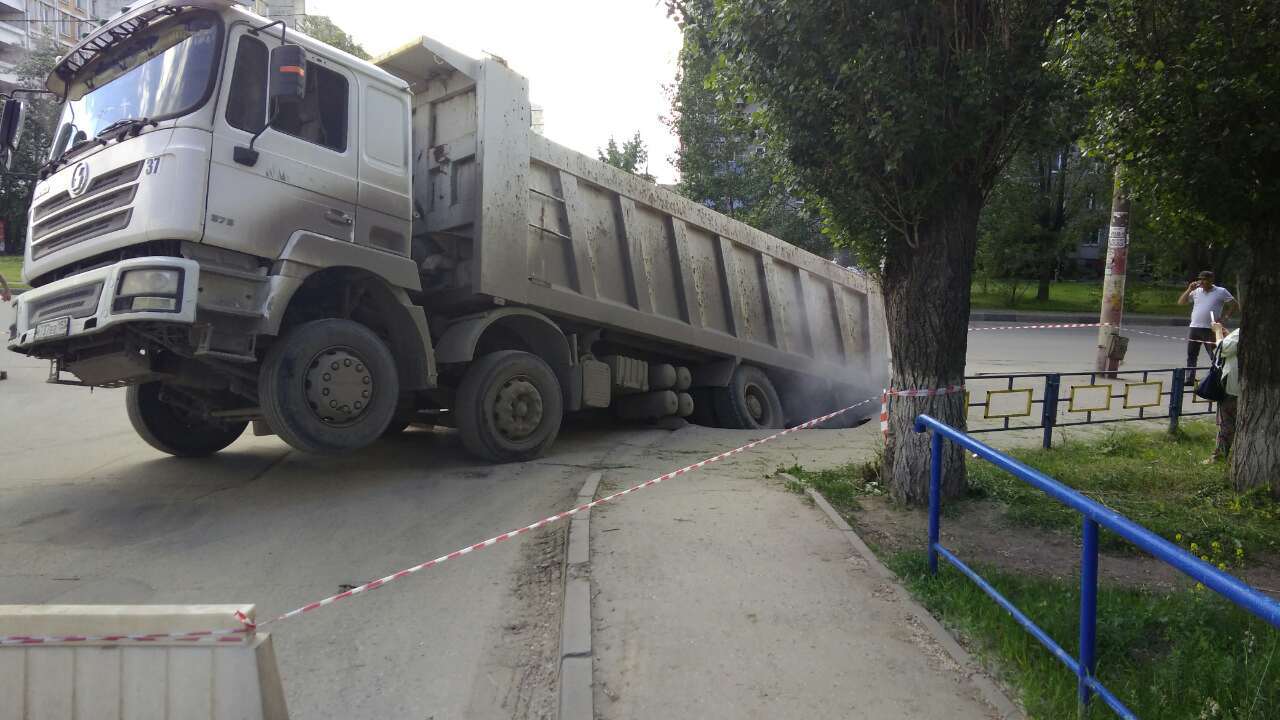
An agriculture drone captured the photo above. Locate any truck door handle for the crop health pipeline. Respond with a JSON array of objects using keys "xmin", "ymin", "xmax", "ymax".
[{"xmin": 325, "ymin": 209, "xmax": 353, "ymax": 226}]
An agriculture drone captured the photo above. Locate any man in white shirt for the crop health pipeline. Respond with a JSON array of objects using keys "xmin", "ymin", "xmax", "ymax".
[{"xmin": 1177, "ymin": 270, "xmax": 1237, "ymax": 383}]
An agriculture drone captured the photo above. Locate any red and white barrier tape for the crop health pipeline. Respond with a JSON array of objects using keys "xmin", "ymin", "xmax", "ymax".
[
  {"xmin": 879, "ymin": 384, "xmax": 966, "ymax": 445},
  {"xmin": 1125, "ymin": 327, "xmax": 1219, "ymax": 346},
  {"xmin": 969, "ymin": 322, "xmax": 1104, "ymax": 332},
  {"xmin": 3, "ymin": 397, "xmax": 877, "ymax": 646},
  {"xmin": 969, "ymin": 320, "xmax": 1222, "ymax": 347},
  {"xmin": 889, "ymin": 384, "xmax": 965, "ymax": 398},
  {"xmin": 879, "ymin": 391, "xmax": 890, "ymax": 442}
]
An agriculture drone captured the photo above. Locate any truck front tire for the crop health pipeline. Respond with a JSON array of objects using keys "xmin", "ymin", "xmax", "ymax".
[
  {"xmin": 456, "ymin": 350, "xmax": 563, "ymax": 463},
  {"xmin": 713, "ymin": 365, "xmax": 785, "ymax": 430},
  {"xmin": 126, "ymin": 383, "xmax": 246, "ymax": 457},
  {"xmin": 259, "ymin": 319, "xmax": 400, "ymax": 455}
]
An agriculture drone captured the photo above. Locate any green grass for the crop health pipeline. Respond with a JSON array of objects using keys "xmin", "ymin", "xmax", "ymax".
[
  {"xmin": 968, "ymin": 424, "xmax": 1280, "ymax": 561},
  {"xmin": 781, "ymin": 458, "xmax": 885, "ymax": 515},
  {"xmin": 971, "ymin": 279, "xmax": 1187, "ymax": 315},
  {"xmin": 0, "ymin": 255, "xmax": 25, "ymax": 289},
  {"xmin": 890, "ymin": 551, "xmax": 1280, "ymax": 719},
  {"xmin": 784, "ymin": 427, "xmax": 1280, "ymax": 718}
]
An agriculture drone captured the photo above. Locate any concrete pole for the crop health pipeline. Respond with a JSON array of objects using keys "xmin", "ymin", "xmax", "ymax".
[{"xmin": 1095, "ymin": 166, "xmax": 1130, "ymax": 373}]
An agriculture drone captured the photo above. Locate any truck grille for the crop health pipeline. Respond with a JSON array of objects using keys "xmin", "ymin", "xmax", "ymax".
[
  {"xmin": 31, "ymin": 160, "xmax": 143, "ymax": 260},
  {"xmin": 29, "ymin": 282, "xmax": 104, "ymax": 324},
  {"xmin": 31, "ymin": 210, "xmax": 133, "ymax": 260}
]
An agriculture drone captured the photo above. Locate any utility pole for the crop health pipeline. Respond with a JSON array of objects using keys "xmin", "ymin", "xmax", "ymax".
[{"xmin": 1095, "ymin": 166, "xmax": 1130, "ymax": 373}]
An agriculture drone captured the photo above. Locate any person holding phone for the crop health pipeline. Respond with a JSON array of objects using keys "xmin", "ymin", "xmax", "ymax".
[{"xmin": 1178, "ymin": 271, "xmax": 1237, "ymax": 384}]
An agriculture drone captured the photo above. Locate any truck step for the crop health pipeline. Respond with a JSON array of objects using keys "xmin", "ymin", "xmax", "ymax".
[
  {"xmin": 198, "ymin": 304, "xmax": 266, "ymax": 319},
  {"xmin": 193, "ymin": 348, "xmax": 259, "ymax": 363}
]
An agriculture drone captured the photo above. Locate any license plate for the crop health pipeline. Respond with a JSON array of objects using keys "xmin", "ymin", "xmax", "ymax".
[{"xmin": 34, "ymin": 316, "xmax": 70, "ymax": 341}]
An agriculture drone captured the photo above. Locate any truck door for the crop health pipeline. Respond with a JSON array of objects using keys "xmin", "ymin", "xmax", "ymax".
[{"xmin": 207, "ymin": 26, "xmax": 359, "ymax": 258}]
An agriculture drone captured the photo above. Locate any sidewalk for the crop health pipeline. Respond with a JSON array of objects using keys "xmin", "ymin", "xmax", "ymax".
[{"xmin": 586, "ymin": 423, "xmax": 1013, "ymax": 720}]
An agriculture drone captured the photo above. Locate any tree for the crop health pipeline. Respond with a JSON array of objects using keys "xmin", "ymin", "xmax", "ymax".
[
  {"xmin": 977, "ymin": 146, "xmax": 1110, "ymax": 299},
  {"xmin": 1064, "ymin": 1, "xmax": 1280, "ymax": 495},
  {"xmin": 668, "ymin": 26, "xmax": 829, "ymax": 255},
  {"xmin": 598, "ymin": 132, "xmax": 655, "ymax": 182},
  {"xmin": 678, "ymin": 0, "xmax": 1069, "ymax": 503},
  {"xmin": 1129, "ymin": 196, "xmax": 1236, "ymax": 282},
  {"xmin": 297, "ymin": 15, "xmax": 369, "ymax": 60},
  {"xmin": 0, "ymin": 37, "xmax": 61, "ymax": 256}
]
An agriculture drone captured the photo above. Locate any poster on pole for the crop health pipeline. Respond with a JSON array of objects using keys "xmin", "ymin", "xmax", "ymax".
[{"xmin": 1108, "ymin": 211, "xmax": 1129, "ymax": 249}]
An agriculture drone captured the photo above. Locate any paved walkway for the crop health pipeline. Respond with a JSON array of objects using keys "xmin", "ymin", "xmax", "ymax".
[{"xmin": 587, "ymin": 423, "xmax": 1011, "ymax": 720}]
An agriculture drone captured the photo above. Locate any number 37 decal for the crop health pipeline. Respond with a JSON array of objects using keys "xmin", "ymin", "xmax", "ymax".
[{"xmin": 144, "ymin": 156, "xmax": 162, "ymax": 175}]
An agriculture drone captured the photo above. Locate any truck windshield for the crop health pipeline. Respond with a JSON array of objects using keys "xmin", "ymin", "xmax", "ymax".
[{"xmin": 51, "ymin": 11, "xmax": 222, "ymax": 157}]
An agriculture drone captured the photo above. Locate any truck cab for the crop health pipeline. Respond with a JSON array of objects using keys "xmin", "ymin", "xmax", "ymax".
[{"xmin": 7, "ymin": 0, "xmax": 435, "ymax": 456}]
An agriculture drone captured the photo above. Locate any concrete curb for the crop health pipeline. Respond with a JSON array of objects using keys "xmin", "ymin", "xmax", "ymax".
[
  {"xmin": 786, "ymin": 477, "xmax": 1025, "ymax": 720},
  {"xmin": 971, "ymin": 310, "xmax": 1185, "ymax": 327},
  {"xmin": 558, "ymin": 470, "xmax": 601, "ymax": 720}
]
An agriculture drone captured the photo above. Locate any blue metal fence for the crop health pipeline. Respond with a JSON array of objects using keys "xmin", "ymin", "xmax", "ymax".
[{"xmin": 913, "ymin": 414, "xmax": 1280, "ymax": 719}]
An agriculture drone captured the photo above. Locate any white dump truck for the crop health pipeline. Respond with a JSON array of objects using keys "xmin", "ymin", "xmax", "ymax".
[{"xmin": 4, "ymin": 0, "xmax": 888, "ymax": 460}]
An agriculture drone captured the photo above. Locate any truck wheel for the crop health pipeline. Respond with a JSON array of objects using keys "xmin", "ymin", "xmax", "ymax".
[
  {"xmin": 713, "ymin": 365, "xmax": 785, "ymax": 430},
  {"xmin": 456, "ymin": 350, "xmax": 563, "ymax": 463},
  {"xmin": 126, "ymin": 383, "xmax": 246, "ymax": 457},
  {"xmin": 259, "ymin": 319, "xmax": 400, "ymax": 455}
]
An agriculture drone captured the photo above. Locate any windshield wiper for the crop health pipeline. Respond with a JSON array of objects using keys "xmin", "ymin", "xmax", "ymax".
[
  {"xmin": 95, "ymin": 116, "xmax": 157, "ymax": 140},
  {"xmin": 39, "ymin": 117, "xmax": 157, "ymax": 176}
]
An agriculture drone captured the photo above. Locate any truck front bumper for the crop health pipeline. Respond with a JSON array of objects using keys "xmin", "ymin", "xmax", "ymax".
[{"xmin": 7, "ymin": 257, "xmax": 200, "ymax": 353}]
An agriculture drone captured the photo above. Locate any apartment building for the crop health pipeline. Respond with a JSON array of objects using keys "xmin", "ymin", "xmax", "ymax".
[
  {"xmin": 253, "ymin": 0, "xmax": 304, "ymax": 28},
  {"xmin": 0, "ymin": 0, "xmax": 99, "ymax": 92}
]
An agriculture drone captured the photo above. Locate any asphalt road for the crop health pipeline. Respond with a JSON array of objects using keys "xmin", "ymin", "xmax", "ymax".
[
  {"xmin": 968, "ymin": 320, "xmax": 1197, "ymax": 375},
  {"xmin": 0, "ymin": 299, "xmax": 1197, "ymax": 717}
]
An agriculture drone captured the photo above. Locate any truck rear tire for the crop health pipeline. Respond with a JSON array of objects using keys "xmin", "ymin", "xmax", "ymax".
[
  {"xmin": 259, "ymin": 319, "xmax": 400, "ymax": 455},
  {"xmin": 456, "ymin": 350, "xmax": 563, "ymax": 463},
  {"xmin": 713, "ymin": 365, "xmax": 785, "ymax": 430},
  {"xmin": 126, "ymin": 383, "xmax": 246, "ymax": 457}
]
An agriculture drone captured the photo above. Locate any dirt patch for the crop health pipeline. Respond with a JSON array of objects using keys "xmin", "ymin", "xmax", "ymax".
[
  {"xmin": 474, "ymin": 526, "xmax": 566, "ymax": 719},
  {"xmin": 850, "ymin": 496, "xmax": 1280, "ymax": 598}
]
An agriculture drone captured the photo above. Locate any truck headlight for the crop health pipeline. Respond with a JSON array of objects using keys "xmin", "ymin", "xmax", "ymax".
[
  {"xmin": 119, "ymin": 269, "xmax": 181, "ymax": 296},
  {"xmin": 114, "ymin": 268, "xmax": 182, "ymax": 313}
]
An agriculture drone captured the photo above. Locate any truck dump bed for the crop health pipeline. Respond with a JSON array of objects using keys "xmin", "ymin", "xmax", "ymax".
[{"xmin": 376, "ymin": 37, "xmax": 889, "ymax": 399}]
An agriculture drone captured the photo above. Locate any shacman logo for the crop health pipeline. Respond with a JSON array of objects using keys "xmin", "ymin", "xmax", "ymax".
[{"xmin": 68, "ymin": 161, "xmax": 91, "ymax": 197}]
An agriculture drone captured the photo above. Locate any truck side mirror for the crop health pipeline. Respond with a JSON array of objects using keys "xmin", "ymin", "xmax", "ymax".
[
  {"xmin": 236, "ymin": 45, "xmax": 307, "ymax": 167},
  {"xmin": 269, "ymin": 45, "xmax": 307, "ymax": 107},
  {"xmin": 0, "ymin": 98, "xmax": 26, "ymax": 170},
  {"xmin": 49, "ymin": 123, "xmax": 74, "ymax": 164}
]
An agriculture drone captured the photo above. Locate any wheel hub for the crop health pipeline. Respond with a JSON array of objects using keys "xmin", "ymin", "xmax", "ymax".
[
  {"xmin": 493, "ymin": 377, "xmax": 543, "ymax": 440},
  {"xmin": 304, "ymin": 347, "xmax": 374, "ymax": 427},
  {"xmin": 745, "ymin": 386, "xmax": 766, "ymax": 422}
]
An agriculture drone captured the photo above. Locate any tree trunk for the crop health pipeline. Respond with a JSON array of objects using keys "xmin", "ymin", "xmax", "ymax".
[
  {"xmin": 883, "ymin": 188, "xmax": 982, "ymax": 505},
  {"xmin": 1036, "ymin": 262, "xmax": 1053, "ymax": 301},
  {"xmin": 1230, "ymin": 226, "xmax": 1280, "ymax": 497}
]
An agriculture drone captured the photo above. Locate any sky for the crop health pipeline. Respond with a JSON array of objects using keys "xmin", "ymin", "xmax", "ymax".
[{"xmin": 305, "ymin": 0, "xmax": 685, "ymax": 184}]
